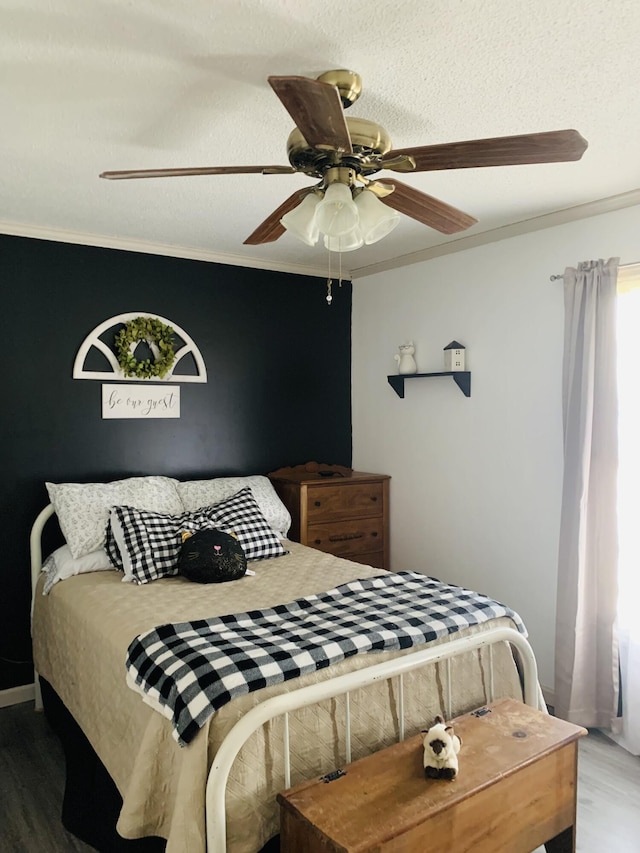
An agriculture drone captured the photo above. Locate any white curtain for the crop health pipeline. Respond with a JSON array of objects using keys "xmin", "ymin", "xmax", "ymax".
[
  {"xmin": 554, "ymin": 258, "xmax": 619, "ymax": 728},
  {"xmin": 611, "ymin": 280, "xmax": 640, "ymax": 754}
]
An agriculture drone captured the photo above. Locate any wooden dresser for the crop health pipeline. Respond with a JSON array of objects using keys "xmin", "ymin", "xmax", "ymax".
[{"xmin": 268, "ymin": 463, "xmax": 390, "ymax": 569}]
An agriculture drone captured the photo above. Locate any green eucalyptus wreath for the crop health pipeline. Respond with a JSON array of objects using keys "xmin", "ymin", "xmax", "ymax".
[{"xmin": 115, "ymin": 316, "xmax": 176, "ymax": 379}]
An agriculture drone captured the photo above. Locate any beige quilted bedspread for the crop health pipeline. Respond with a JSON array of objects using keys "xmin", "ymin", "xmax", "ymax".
[{"xmin": 33, "ymin": 543, "xmax": 528, "ymax": 853}]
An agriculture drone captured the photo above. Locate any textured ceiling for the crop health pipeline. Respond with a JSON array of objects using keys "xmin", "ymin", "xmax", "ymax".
[{"xmin": 2, "ymin": 0, "xmax": 640, "ymax": 278}]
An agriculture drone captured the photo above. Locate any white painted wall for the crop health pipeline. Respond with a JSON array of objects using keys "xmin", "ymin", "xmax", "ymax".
[{"xmin": 352, "ymin": 204, "xmax": 640, "ymax": 692}]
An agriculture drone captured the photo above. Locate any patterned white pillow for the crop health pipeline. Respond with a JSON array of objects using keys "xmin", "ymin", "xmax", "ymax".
[
  {"xmin": 46, "ymin": 476, "xmax": 183, "ymax": 559},
  {"xmin": 177, "ymin": 475, "xmax": 291, "ymax": 538}
]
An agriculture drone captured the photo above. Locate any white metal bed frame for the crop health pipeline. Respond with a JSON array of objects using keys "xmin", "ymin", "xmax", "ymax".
[{"xmin": 30, "ymin": 503, "xmax": 540, "ymax": 853}]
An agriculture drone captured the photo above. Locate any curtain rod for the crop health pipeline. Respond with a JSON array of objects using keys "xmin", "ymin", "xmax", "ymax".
[{"xmin": 550, "ymin": 261, "xmax": 640, "ymax": 282}]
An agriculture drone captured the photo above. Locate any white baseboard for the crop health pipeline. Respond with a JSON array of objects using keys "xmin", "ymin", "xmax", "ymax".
[{"xmin": 0, "ymin": 682, "xmax": 35, "ymax": 708}]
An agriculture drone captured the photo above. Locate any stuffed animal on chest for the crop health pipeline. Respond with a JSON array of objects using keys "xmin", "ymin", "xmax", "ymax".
[{"xmin": 421, "ymin": 715, "xmax": 462, "ymax": 780}]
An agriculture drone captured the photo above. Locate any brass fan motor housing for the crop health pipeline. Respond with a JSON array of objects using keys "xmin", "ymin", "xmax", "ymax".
[
  {"xmin": 316, "ymin": 69, "xmax": 362, "ymax": 108},
  {"xmin": 286, "ymin": 117, "xmax": 393, "ymax": 178}
]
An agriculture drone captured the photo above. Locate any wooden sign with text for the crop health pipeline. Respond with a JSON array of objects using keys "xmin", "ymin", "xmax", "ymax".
[{"xmin": 101, "ymin": 384, "xmax": 180, "ymax": 419}]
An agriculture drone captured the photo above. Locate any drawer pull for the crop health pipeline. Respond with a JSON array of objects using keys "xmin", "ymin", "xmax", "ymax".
[
  {"xmin": 370, "ymin": 496, "xmax": 377, "ymax": 502},
  {"xmin": 328, "ymin": 533, "xmax": 364, "ymax": 542},
  {"xmin": 314, "ymin": 501, "xmax": 321, "ymax": 507},
  {"xmin": 371, "ymin": 531, "xmax": 378, "ymax": 537}
]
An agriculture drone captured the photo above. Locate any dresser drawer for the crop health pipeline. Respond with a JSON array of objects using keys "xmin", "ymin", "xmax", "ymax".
[
  {"xmin": 347, "ymin": 550, "xmax": 386, "ymax": 569},
  {"xmin": 306, "ymin": 482, "xmax": 383, "ymax": 523},
  {"xmin": 307, "ymin": 517, "xmax": 383, "ymax": 558}
]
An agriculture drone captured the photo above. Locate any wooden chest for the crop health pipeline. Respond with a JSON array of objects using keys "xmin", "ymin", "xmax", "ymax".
[
  {"xmin": 277, "ymin": 698, "xmax": 587, "ymax": 853},
  {"xmin": 268, "ymin": 463, "xmax": 390, "ymax": 569}
]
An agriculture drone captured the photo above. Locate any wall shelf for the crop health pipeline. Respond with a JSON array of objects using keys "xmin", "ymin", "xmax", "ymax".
[{"xmin": 387, "ymin": 371, "xmax": 471, "ymax": 399}]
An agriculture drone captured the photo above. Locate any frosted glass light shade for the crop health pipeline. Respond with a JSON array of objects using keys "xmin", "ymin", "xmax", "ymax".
[
  {"xmin": 280, "ymin": 193, "xmax": 320, "ymax": 245},
  {"xmin": 323, "ymin": 227, "xmax": 364, "ymax": 252},
  {"xmin": 355, "ymin": 189, "xmax": 401, "ymax": 244},
  {"xmin": 315, "ymin": 183, "xmax": 358, "ymax": 237}
]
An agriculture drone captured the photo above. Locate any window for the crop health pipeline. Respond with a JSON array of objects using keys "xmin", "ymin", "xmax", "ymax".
[
  {"xmin": 616, "ymin": 267, "xmax": 640, "ymax": 627},
  {"xmin": 614, "ymin": 264, "xmax": 640, "ymax": 754}
]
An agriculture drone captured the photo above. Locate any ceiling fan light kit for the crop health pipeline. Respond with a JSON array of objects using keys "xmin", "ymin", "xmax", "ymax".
[
  {"xmin": 282, "ymin": 184, "xmax": 401, "ymax": 251},
  {"xmin": 279, "ymin": 193, "xmax": 321, "ymax": 246},
  {"xmin": 99, "ymin": 67, "xmax": 588, "ymax": 261},
  {"xmin": 314, "ymin": 181, "xmax": 359, "ymax": 236},
  {"xmin": 324, "ymin": 230, "xmax": 364, "ymax": 253},
  {"xmin": 279, "ymin": 163, "xmax": 401, "ymax": 252},
  {"xmin": 355, "ymin": 189, "xmax": 401, "ymax": 245}
]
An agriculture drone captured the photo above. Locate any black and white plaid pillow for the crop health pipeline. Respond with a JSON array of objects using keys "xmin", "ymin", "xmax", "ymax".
[
  {"xmin": 109, "ymin": 505, "xmax": 219, "ymax": 584},
  {"xmin": 201, "ymin": 487, "xmax": 288, "ymax": 561},
  {"xmin": 105, "ymin": 515, "xmax": 124, "ymax": 570}
]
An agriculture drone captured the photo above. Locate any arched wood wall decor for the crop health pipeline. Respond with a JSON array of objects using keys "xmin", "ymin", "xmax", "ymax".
[{"xmin": 73, "ymin": 312, "xmax": 207, "ymax": 383}]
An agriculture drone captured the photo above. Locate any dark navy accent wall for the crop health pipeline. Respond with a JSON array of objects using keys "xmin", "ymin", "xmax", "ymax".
[{"xmin": 0, "ymin": 234, "xmax": 352, "ymax": 689}]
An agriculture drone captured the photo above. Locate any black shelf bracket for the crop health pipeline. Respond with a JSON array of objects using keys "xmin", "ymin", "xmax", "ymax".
[{"xmin": 387, "ymin": 371, "xmax": 471, "ymax": 399}]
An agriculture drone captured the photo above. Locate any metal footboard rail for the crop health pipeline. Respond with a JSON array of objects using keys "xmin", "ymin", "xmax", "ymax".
[
  {"xmin": 30, "ymin": 503, "xmax": 56, "ymax": 711},
  {"xmin": 205, "ymin": 626, "xmax": 538, "ymax": 853}
]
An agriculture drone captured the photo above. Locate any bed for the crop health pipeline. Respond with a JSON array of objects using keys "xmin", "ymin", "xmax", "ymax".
[{"xmin": 30, "ymin": 474, "xmax": 540, "ymax": 853}]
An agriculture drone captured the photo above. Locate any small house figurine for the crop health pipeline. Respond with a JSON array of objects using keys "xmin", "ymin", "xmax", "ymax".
[{"xmin": 443, "ymin": 341, "xmax": 465, "ymax": 372}]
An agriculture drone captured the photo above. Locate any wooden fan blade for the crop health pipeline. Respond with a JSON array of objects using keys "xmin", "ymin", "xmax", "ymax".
[
  {"xmin": 268, "ymin": 75, "xmax": 352, "ymax": 154},
  {"xmin": 243, "ymin": 189, "xmax": 312, "ymax": 245},
  {"xmin": 377, "ymin": 179, "xmax": 477, "ymax": 234},
  {"xmin": 99, "ymin": 165, "xmax": 295, "ymax": 180},
  {"xmin": 381, "ymin": 129, "xmax": 588, "ymax": 172}
]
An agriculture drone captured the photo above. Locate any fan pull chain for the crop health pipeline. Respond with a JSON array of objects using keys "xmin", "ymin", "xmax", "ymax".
[{"xmin": 325, "ymin": 249, "xmax": 344, "ymax": 306}]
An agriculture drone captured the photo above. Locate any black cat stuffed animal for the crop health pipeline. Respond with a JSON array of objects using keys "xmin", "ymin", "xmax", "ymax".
[{"xmin": 178, "ymin": 529, "xmax": 247, "ymax": 583}]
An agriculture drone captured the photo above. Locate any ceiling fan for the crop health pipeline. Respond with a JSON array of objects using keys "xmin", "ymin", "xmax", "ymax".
[{"xmin": 99, "ymin": 69, "xmax": 588, "ymax": 251}]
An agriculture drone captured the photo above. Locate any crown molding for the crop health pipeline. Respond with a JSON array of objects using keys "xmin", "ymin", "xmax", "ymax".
[
  {"xmin": 4, "ymin": 187, "xmax": 640, "ymax": 283},
  {"xmin": 351, "ymin": 188, "xmax": 640, "ymax": 279},
  {"xmin": 0, "ymin": 220, "xmax": 329, "ymax": 279}
]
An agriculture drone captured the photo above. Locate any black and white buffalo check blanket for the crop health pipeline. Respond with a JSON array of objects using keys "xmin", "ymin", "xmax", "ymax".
[{"xmin": 125, "ymin": 572, "xmax": 526, "ymax": 746}]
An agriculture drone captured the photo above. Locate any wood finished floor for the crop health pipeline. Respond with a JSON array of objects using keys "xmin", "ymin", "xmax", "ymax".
[{"xmin": 1, "ymin": 701, "xmax": 639, "ymax": 852}]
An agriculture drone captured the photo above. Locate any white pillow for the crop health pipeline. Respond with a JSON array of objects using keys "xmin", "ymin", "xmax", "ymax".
[
  {"xmin": 176, "ymin": 475, "xmax": 291, "ymax": 538},
  {"xmin": 42, "ymin": 545, "xmax": 113, "ymax": 594},
  {"xmin": 46, "ymin": 476, "xmax": 183, "ymax": 558}
]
